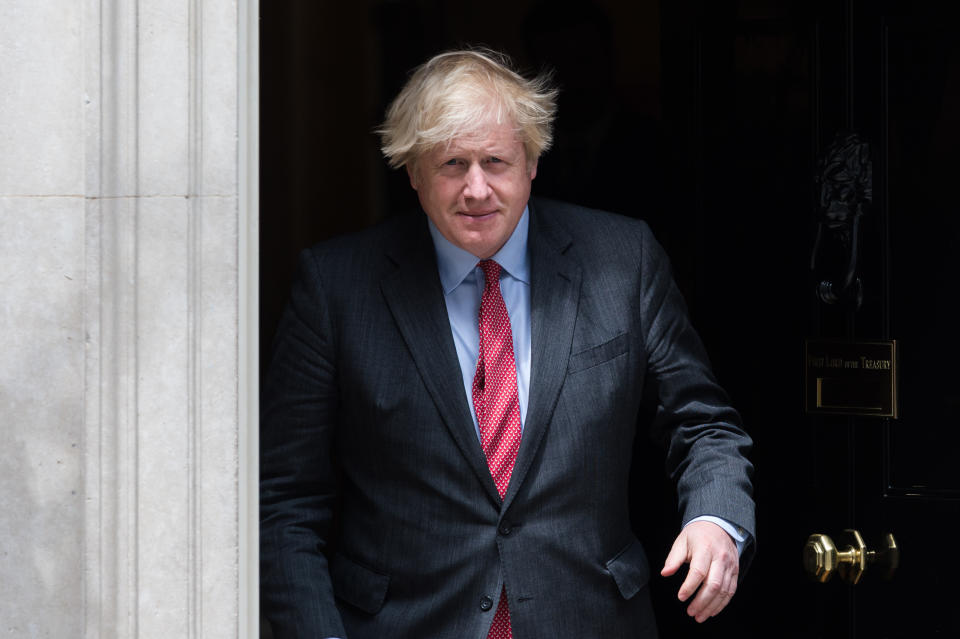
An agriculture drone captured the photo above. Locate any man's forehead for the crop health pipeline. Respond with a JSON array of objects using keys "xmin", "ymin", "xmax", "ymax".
[{"xmin": 436, "ymin": 125, "xmax": 523, "ymax": 155}]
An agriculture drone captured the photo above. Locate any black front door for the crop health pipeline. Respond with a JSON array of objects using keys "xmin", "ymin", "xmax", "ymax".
[
  {"xmin": 656, "ymin": 1, "xmax": 960, "ymax": 636},
  {"xmin": 838, "ymin": 3, "xmax": 960, "ymax": 636}
]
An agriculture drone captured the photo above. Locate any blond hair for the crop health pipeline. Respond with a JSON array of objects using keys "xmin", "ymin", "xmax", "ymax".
[{"xmin": 379, "ymin": 49, "xmax": 558, "ymax": 169}]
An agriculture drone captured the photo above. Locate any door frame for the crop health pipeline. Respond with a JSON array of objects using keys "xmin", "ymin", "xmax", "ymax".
[{"xmin": 240, "ymin": 0, "xmax": 260, "ymax": 635}]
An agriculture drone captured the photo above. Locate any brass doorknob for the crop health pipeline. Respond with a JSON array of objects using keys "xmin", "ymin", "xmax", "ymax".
[{"xmin": 803, "ymin": 529, "xmax": 898, "ymax": 584}]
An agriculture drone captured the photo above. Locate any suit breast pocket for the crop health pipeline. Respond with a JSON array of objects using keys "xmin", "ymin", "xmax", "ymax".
[{"xmin": 567, "ymin": 332, "xmax": 629, "ymax": 375}]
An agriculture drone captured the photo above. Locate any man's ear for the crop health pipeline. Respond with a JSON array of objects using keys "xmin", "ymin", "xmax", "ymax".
[
  {"xmin": 528, "ymin": 158, "xmax": 538, "ymax": 181},
  {"xmin": 406, "ymin": 163, "xmax": 418, "ymax": 190}
]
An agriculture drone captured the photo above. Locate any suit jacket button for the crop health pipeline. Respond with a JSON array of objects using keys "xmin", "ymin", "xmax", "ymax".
[
  {"xmin": 480, "ymin": 595, "xmax": 494, "ymax": 611},
  {"xmin": 498, "ymin": 523, "xmax": 512, "ymax": 536}
]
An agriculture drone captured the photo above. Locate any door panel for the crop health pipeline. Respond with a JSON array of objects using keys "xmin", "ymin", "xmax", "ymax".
[
  {"xmin": 661, "ymin": 1, "xmax": 960, "ymax": 636},
  {"xmin": 884, "ymin": 18, "xmax": 960, "ymax": 497},
  {"xmin": 854, "ymin": 5, "xmax": 960, "ymax": 636}
]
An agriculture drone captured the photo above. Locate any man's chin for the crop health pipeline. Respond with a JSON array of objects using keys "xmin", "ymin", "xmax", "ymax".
[{"xmin": 457, "ymin": 236, "xmax": 503, "ymax": 260}]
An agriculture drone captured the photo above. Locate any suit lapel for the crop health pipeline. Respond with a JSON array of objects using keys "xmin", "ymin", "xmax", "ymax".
[
  {"xmin": 380, "ymin": 221, "xmax": 502, "ymax": 505},
  {"xmin": 503, "ymin": 202, "xmax": 582, "ymax": 510}
]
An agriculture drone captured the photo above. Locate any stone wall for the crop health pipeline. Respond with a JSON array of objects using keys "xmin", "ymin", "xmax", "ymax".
[{"xmin": 0, "ymin": 0, "xmax": 256, "ymax": 636}]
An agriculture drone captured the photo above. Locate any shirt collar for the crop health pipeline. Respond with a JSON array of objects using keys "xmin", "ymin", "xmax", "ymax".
[{"xmin": 428, "ymin": 206, "xmax": 530, "ymax": 294}]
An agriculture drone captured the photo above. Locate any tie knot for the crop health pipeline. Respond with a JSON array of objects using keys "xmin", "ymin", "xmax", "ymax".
[{"xmin": 478, "ymin": 260, "xmax": 502, "ymax": 287}]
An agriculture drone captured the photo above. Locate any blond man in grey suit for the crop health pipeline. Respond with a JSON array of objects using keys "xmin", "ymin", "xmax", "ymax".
[{"xmin": 261, "ymin": 49, "xmax": 754, "ymax": 639}]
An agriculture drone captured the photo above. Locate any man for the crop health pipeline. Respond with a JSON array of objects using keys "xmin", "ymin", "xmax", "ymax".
[{"xmin": 261, "ymin": 49, "xmax": 754, "ymax": 639}]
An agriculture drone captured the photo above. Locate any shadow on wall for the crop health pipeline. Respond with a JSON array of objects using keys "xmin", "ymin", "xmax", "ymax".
[{"xmin": 0, "ymin": 415, "xmax": 78, "ymax": 635}]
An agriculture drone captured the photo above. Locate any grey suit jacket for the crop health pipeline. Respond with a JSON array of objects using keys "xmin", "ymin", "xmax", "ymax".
[{"xmin": 260, "ymin": 198, "xmax": 755, "ymax": 639}]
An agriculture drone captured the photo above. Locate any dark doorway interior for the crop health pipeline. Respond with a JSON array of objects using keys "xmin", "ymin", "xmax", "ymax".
[{"xmin": 260, "ymin": 2, "xmax": 960, "ymax": 637}]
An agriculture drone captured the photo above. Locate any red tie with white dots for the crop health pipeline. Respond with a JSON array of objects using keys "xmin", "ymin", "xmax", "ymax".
[{"xmin": 472, "ymin": 260, "xmax": 522, "ymax": 639}]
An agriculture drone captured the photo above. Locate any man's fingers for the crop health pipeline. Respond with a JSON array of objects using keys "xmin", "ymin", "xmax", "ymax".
[
  {"xmin": 687, "ymin": 571, "xmax": 720, "ymax": 620},
  {"xmin": 686, "ymin": 552, "xmax": 739, "ymax": 621},
  {"xmin": 676, "ymin": 552, "xmax": 710, "ymax": 602},
  {"xmin": 694, "ymin": 572, "xmax": 733, "ymax": 620},
  {"xmin": 702, "ymin": 580, "xmax": 735, "ymax": 621},
  {"xmin": 662, "ymin": 521, "xmax": 741, "ymax": 622},
  {"xmin": 660, "ymin": 533, "xmax": 688, "ymax": 577}
]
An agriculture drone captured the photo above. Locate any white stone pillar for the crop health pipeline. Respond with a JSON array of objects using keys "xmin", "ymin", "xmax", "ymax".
[{"xmin": 0, "ymin": 0, "xmax": 257, "ymax": 636}]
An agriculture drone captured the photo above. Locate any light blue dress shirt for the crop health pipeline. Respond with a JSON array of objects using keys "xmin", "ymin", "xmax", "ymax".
[{"xmin": 428, "ymin": 208, "xmax": 532, "ymax": 438}]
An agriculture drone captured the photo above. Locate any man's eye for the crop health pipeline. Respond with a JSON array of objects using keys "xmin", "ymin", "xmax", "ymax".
[
  {"xmin": 443, "ymin": 159, "xmax": 459, "ymax": 166},
  {"xmin": 489, "ymin": 157, "xmax": 502, "ymax": 163}
]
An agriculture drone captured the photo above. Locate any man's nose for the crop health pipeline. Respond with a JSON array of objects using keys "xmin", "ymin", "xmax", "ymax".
[{"xmin": 462, "ymin": 163, "xmax": 491, "ymax": 200}]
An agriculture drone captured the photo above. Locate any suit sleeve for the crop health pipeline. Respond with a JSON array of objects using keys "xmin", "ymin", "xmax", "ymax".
[
  {"xmin": 637, "ymin": 225, "xmax": 756, "ymax": 566},
  {"xmin": 260, "ymin": 249, "xmax": 348, "ymax": 638}
]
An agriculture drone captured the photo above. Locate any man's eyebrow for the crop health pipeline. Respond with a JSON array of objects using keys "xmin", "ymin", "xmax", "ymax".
[{"xmin": 437, "ymin": 148, "xmax": 517, "ymax": 160}]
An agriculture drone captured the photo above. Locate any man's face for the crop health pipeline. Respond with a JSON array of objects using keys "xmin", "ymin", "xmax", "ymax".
[{"xmin": 408, "ymin": 118, "xmax": 536, "ymax": 259}]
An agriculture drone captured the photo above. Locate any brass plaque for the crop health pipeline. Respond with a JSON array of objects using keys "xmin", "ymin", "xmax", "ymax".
[{"xmin": 804, "ymin": 339, "xmax": 898, "ymax": 418}]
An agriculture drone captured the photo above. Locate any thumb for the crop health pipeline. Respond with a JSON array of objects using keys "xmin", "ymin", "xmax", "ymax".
[{"xmin": 661, "ymin": 532, "xmax": 688, "ymax": 577}]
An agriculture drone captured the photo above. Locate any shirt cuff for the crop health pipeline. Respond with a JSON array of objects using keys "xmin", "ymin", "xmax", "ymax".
[{"xmin": 686, "ymin": 515, "xmax": 748, "ymax": 556}]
